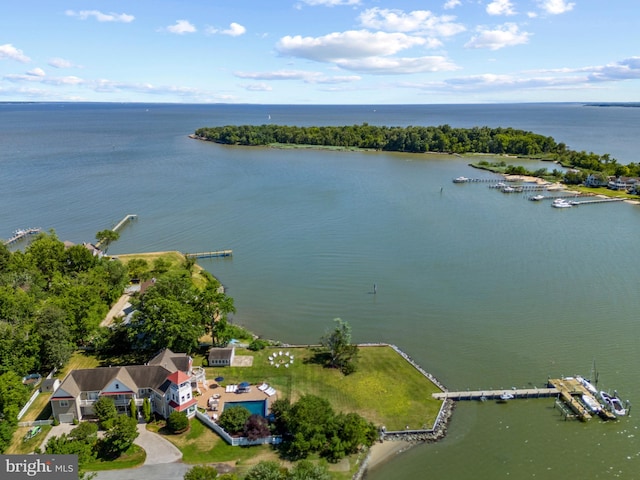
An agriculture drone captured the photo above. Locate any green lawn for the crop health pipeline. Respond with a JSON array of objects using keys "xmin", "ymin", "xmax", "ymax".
[
  {"xmin": 206, "ymin": 345, "xmax": 443, "ymax": 431},
  {"xmin": 83, "ymin": 445, "xmax": 146, "ymax": 471}
]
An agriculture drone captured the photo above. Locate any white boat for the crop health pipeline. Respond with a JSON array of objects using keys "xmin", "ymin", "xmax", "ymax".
[
  {"xmin": 576, "ymin": 375, "xmax": 598, "ymax": 395},
  {"xmin": 502, "ymin": 186, "xmax": 516, "ymax": 193},
  {"xmin": 499, "ymin": 392, "xmax": 515, "ymax": 401},
  {"xmin": 581, "ymin": 394, "xmax": 602, "ymax": 413},
  {"xmin": 599, "ymin": 391, "xmax": 627, "ymax": 416},
  {"xmin": 453, "ymin": 176, "xmax": 469, "ymax": 183},
  {"xmin": 530, "ymin": 194, "xmax": 545, "ymax": 201},
  {"xmin": 552, "ymin": 198, "xmax": 572, "ymax": 208}
]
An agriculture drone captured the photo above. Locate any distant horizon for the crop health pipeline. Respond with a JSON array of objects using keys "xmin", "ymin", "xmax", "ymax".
[{"xmin": 2, "ymin": 100, "xmax": 638, "ymax": 106}]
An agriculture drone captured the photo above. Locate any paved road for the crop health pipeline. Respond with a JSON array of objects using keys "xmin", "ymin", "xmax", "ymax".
[{"xmin": 94, "ymin": 463, "xmax": 191, "ymax": 480}]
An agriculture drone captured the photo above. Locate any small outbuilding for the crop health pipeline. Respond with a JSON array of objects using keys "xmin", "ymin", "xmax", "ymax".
[
  {"xmin": 40, "ymin": 378, "xmax": 61, "ymax": 393},
  {"xmin": 208, "ymin": 347, "xmax": 235, "ymax": 367}
]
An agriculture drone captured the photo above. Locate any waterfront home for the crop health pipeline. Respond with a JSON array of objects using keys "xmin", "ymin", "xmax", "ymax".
[
  {"xmin": 50, "ymin": 349, "xmax": 199, "ymax": 423},
  {"xmin": 584, "ymin": 173, "xmax": 608, "ymax": 188},
  {"xmin": 607, "ymin": 176, "xmax": 640, "ymax": 191}
]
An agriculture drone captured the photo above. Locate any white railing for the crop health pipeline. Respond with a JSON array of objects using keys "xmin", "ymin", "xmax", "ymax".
[{"xmin": 195, "ymin": 411, "xmax": 281, "ymax": 446}]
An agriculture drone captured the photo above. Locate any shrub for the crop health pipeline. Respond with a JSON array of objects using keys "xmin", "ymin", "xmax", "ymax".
[{"xmin": 166, "ymin": 411, "xmax": 189, "ymax": 433}]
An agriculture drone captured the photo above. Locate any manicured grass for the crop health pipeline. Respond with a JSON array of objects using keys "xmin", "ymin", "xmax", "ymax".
[
  {"xmin": 206, "ymin": 345, "xmax": 442, "ymax": 431},
  {"xmin": 116, "ymin": 251, "xmax": 210, "ymax": 288},
  {"xmin": 6, "ymin": 425, "xmax": 52, "ymax": 454},
  {"xmin": 83, "ymin": 445, "xmax": 146, "ymax": 471},
  {"xmin": 147, "ymin": 417, "xmax": 275, "ymax": 464}
]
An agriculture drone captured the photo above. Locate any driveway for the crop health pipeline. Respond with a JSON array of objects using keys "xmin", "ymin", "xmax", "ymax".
[{"xmin": 135, "ymin": 423, "xmax": 182, "ymax": 465}]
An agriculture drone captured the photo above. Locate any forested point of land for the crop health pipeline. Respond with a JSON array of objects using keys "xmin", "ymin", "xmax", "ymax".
[{"xmin": 194, "ymin": 123, "xmax": 640, "ymax": 179}]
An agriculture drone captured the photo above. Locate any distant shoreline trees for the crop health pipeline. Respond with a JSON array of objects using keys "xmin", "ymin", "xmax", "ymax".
[{"xmin": 194, "ymin": 123, "xmax": 640, "ymax": 180}]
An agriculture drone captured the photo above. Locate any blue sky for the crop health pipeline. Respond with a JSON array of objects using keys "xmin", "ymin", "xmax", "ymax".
[{"xmin": 1, "ymin": 0, "xmax": 638, "ymax": 104}]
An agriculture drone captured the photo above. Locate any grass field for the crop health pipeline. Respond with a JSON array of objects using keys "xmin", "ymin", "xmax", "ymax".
[
  {"xmin": 202, "ymin": 345, "xmax": 443, "ymax": 431},
  {"xmin": 116, "ymin": 251, "xmax": 211, "ymax": 288}
]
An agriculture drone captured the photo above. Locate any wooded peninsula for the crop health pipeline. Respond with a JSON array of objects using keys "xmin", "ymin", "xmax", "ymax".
[{"xmin": 194, "ymin": 124, "xmax": 640, "ymax": 182}]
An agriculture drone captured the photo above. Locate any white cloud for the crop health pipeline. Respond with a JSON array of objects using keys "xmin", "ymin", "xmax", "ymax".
[
  {"xmin": 444, "ymin": 0, "xmax": 461, "ymax": 9},
  {"xmin": 589, "ymin": 57, "xmax": 640, "ymax": 81},
  {"xmin": 487, "ymin": 0, "xmax": 516, "ymax": 16},
  {"xmin": 166, "ymin": 20, "xmax": 197, "ymax": 35},
  {"xmin": 334, "ymin": 55, "xmax": 459, "ymax": 74},
  {"xmin": 0, "ymin": 44, "xmax": 31, "ymax": 63},
  {"xmin": 299, "ymin": 0, "xmax": 361, "ymax": 6},
  {"xmin": 208, "ymin": 22, "xmax": 246, "ymax": 36},
  {"xmin": 27, "ymin": 68, "xmax": 45, "ymax": 77},
  {"xmin": 48, "ymin": 58, "xmax": 76, "ymax": 69},
  {"xmin": 277, "ymin": 30, "xmax": 427, "ymax": 62},
  {"xmin": 65, "ymin": 10, "xmax": 134, "ymax": 23},
  {"xmin": 358, "ymin": 8, "xmax": 465, "ymax": 37},
  {"xmin": 242, "ymin": 83, "xmax": 273, "ymax": 92},
  {"xmin": 234, "ymin": 70, "xmax": 361, "ymax": 84},
  {"xmin": 465, "ymin": 23, "xmax": 531, "ymax": 50},
  {"xmin": 538, "ymin": 0, "xmax": 575, "ymax": 15}
]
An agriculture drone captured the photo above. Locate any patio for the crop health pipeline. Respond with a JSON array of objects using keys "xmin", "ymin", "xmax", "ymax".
[{"xmin": 195, "ymin": 380, "xmax": 277, "ymax": 421}]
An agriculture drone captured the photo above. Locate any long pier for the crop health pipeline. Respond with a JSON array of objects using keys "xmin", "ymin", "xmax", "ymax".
[
  {"xmin": 433, "ymin": 387, "xmax": 559, "ymax": 401},
  {"xmin": 185, "ymin": 250, "xmax": 233, "ymax": 259},
  {"xmin": 3, "ymin": 228, "xmax": 41, "ymax": 246},
  {"xmin": 112, "ymin": 214, "xmax": 137, "ymax": 232}
]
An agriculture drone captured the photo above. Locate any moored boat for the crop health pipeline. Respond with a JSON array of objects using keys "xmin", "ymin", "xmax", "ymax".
[
  {"xmin": 599, "ymin": 391, "xmax": 627, "ymax": 416},
  {"xmin": 453, "ymin": 176, "xmax": 469, "ymax": 183},
  {"xmin": 530, "ymin": 194, "xmax": 545, "ymax": 201},
  {"xmin": 581, "ymin": 394, "xmax": 602, "ymax": 413},
  {"xmin": 552, "ymin": 198, "xmax": 572, "ymax": 208}
]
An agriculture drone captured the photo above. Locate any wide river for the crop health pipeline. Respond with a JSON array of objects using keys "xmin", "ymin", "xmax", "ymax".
[{"xmin": 2, "ymin": 103, "xmax": 640, "ymax": 478}]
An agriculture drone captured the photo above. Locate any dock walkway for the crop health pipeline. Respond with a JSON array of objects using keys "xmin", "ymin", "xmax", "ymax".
[
  {"xmin": 433, "ymin": 387, "xmax": 559, "ymax": 401},
  {"xmin": 3, "ymin": 228, "xmax": 41, "ymax": 246},
  {"xmin": 185, "ymin": 250, "xmax": 233, "ymax": 259}
]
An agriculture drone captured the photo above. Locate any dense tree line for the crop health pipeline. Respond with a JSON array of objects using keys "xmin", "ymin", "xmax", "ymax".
[
  {"xmin": 195, "ymin": 123, "xmax": 640, "ymax": 179},
  {"xmin": 195, "ymin": 123, "xmax": 563, "ymax": 156},
  {"xmin": 271, "ymin": 395, "xmax": 378, "ymax": 462},
  {"xmin": 0, "ymin": 231, "xmax": 128, "ymax": 377}
]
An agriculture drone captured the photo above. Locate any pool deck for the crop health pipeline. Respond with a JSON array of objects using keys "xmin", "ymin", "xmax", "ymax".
[{"xmin": 196, "ymin": 381, "xmax": 277, "ymax": 421}]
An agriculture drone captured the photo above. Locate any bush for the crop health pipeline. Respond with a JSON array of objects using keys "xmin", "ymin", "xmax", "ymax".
[
  {"xmin": 218, "ymin": 406, "xmax": 250, "ymax": 435},
  {"xmin": 248, "ymin": 338, "xmax": 270, "ymax": 351},
  {"xmin": 166, "ymin": 411, "xmax": 189, "ymax": 433}
]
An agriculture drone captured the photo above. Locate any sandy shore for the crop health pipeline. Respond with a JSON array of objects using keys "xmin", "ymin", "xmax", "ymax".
[{"xmin": 365, "ymin": 440, "xmax": 415, "ymax": 472}]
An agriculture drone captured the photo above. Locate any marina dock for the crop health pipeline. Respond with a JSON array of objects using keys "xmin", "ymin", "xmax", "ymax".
[
  {"xmin": 3, "ymin": 228, "xmax": 41, "ymax": 246},
  {"xmin": 434, "ymin": 376, "xmax": 623, "ymax": 422},
  {"xmin": 185, "ymin": 250, "xmax": 233, "ymax": 259}
]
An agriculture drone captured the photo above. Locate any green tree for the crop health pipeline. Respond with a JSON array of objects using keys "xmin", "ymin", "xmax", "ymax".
[
  {"xmin": 142, "ymin": 397, "xmax": 152, "ymax": 423},
  {"xmin": 218, "ymin": 406, "xmax": 251, "ymax": 435},
  {"xmin": 38, "ymin": 303, "xmax": 74, "ymax": 369},
  {"xmin": 319, "ymin": 318, "xmax": 358, "ymax": 374},
  {"xmin": 286, "ymin": 395, "xmax": 335, "ymax": 459},
  {"xmin": 0, "ymin": 371, "xmax": 29, "ymax": 453},
  {"xmin": 126, "ymin": 258, "xmax": 150, "ymax": 281},
  {"xmin": 244, "ymin": 461, "xmax": 286, "ymax": 480},
  {"xmin": 183, "ymin": 465, "xmax": 218, "ymax": 480},
  {"xmin": 129, "ymin": 398, "xmax": 137, "ymax": 419},
  {"xmin": 287, "ymin": 460, "xmax": 330, "ymax": 480},
  {"xmin": 93, "ymin": 396, "xmax": 118, "ymax": 430},
  {"xmin": 167, "ymin": 411, "xmax": 189, "ymax": 433},
  {"xmin": 95, "ymin": 230, "xmax": 120, "ymax": 253},
  {"xmin": 101, "ymin": 414, "xmax": 139, "ymax": 458}
]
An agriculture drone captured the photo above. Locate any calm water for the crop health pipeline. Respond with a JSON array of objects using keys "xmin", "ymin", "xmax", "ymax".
[{"xmin": 2, "ymin": 103, "xmax": 640, "ymax": 479}]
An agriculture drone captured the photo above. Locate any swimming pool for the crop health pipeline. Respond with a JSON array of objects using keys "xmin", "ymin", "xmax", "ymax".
[{"xmin": 224, "ymin": 400, "xmax": 268, "ymax": 417}]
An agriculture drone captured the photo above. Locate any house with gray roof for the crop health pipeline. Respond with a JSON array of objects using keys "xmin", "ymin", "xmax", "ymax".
[{"xmin": 50, "ymin": 349, "xmax": 198, "ymax": 423}]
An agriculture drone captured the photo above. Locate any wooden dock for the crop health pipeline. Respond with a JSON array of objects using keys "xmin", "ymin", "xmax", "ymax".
[
  {"xmin": 433, "ymin": 387, "xmax": 559, "ymax": 401},
  {"xmin": 185, "ymin": 250, "xmax": 233, "ymax": 259},
  {"xmin": 3, "ymin": 228, "xmax": 41, "ymax": 246},
  {"xmin": 112, "ymin": 214, "xmax": 137, "ymax": 232}
]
